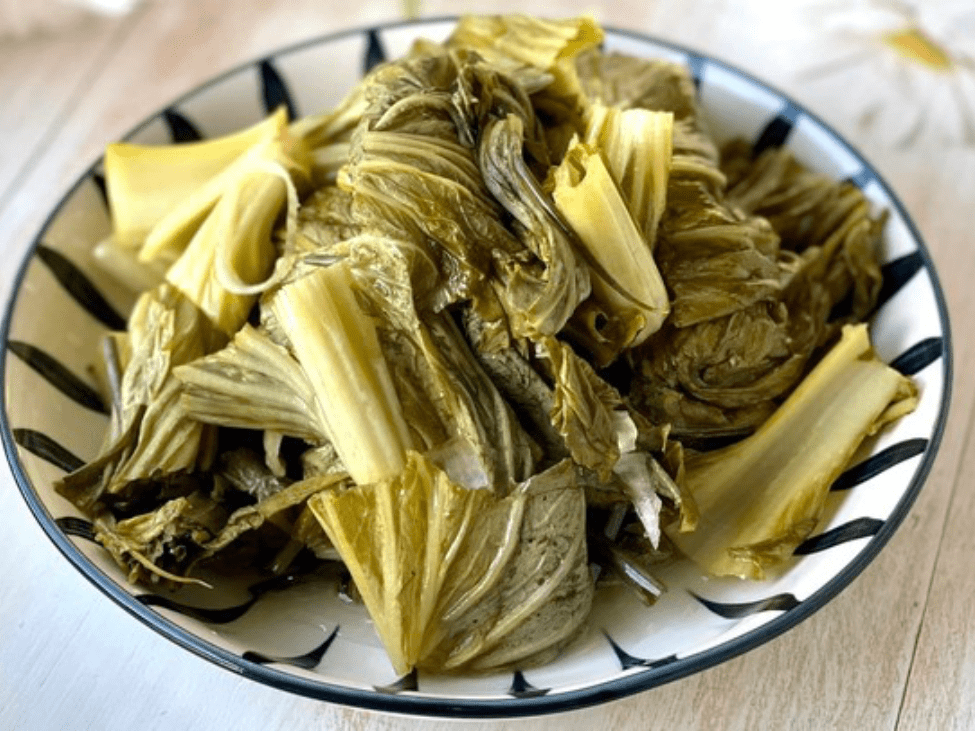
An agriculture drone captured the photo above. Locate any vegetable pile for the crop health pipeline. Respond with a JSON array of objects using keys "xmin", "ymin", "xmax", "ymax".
[{"xmin": 57, "ymin": 15, "xmax": 917, "ymax": 675}]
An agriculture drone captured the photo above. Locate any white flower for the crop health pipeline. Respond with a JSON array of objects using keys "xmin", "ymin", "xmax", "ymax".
[{"xmin": 744, "ymin": 0, "xmax": 975, "ymax": 148}]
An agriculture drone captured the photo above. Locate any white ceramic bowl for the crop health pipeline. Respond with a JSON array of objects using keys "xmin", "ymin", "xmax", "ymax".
[{"xmin": 1, "ymin": 17, "xmax": 952, "ymax": 718}]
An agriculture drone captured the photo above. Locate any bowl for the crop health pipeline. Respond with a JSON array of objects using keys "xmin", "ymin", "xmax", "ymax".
[{"xmin": 1, "ymin": 17, "xmax": 952, "ymax": 718}]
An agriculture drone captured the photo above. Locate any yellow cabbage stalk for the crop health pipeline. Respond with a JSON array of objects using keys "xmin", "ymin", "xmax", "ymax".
[
  {"xmin": 163, "ymin": 154, "xmax": 302, "ymax": 335},
  {"xmin": 105, "ymin": 109, "xmax": 289, "ymax": 255},
  {"xmin": 104, "ymin": 107, "xmax": 313, "ymax": 336},
  {"xmin": 583, "ymin": 104, "xmax": 673, "ymax": 247},
  {"xmin": 667, "ymin": 324, "xmax": 918, "ymax": 579},
  {"xmin": 447, "ymin": 14, "xmax": 603, "ymax": 109},
  {"xmin": 550, "ymin": 139, "xmax": 670, "ymax": 352},
  {"xmin": 268, "ymin": 263, "xmax": 414, "ymax": 485}
]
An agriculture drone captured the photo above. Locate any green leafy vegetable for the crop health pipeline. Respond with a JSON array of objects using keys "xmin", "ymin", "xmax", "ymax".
[
  {"xmin": 447, "ymin": 14, "xmax": 603, "ymax": 116},
  {"xmin": 174, "ymin": 323, "xmax": 326, "ymax": 444},
  {"xmin": 479, "ymin": 113, "xmax": 592, "ymax": 340}
]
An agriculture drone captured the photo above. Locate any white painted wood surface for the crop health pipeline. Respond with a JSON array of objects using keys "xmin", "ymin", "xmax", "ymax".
[{"xmin": 1, "ymin": 1, "xmax": 971, "ymax": 729}]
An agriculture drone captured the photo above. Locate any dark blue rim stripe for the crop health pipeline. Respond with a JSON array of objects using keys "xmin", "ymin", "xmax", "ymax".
[
  {"xmin": 604, "ymin": 632, "xmax": 678, "ymax": 671},
  {"xmin": 831, "ymin": 438, "xmax": 929, "ymax": 491},
  {"xmin": 892, "ymin": 337, "xmax": 943, "ymax": 376},
  {"xmin": 694, "ymin": 592, "xmax": 801, "ymax": 619},
  {"xmin": 794, "ymin": 517, "xmax": 884, "ymax": 555},
  {"xmin": 162, "ymin": 108, "xmax": 204, "ymax": 142},
  {"xmin": 0, "ymin": 18, "xmax": 952, "ymax": 719},
  {"xmin": 11, "ymin": 428, "xmax": 84, "ymax": 472},
  {"xmin": 243, "ymin": 626, "xmax": 339, "ymax": 670},
  {"xmin": 364, "ymin": 28, "xmax": 387, "ymax": 74},
  {"xmin": 753, "ymin": 99, "xmax": 802, "ymax": 154},
  {"xmin": 35, "ymin": 245, "xmax": 126, "ymax": 330},
  {"xmin": 55, "ymin": 516, "xmax": 97, "ymax": 541},
  {"xmin": 876, "ymin": 251, "xmax": 924, "ymax": 312},
  {"xmin": 7, "ymin": 341, "xmax": 107, "ymax": 413},
  {"xmin": 374, "ymin": 668, "xmax": 418, "ymax": 695},
  {"xmin": 260, "ymin": 59, "xmax": 298, "ymax": 120},
  {"xmin": 509, "ymin": 671, "xmax": 549, "ymax": 699}
]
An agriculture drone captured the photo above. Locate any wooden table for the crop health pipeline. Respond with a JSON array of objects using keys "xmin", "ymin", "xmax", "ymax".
[{"xmin": 1, "ymin": 1, "xmax": 971, "ymax": 729}]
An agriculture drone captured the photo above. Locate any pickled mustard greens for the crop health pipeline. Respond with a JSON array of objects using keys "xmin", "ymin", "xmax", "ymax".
[
  {"xmin": 56, "ymin": 14, "xmax": 917, "ymax": 674},
  {"xmin": 309, "ymin": 452, "xmax": 589, "ymax": 674},
  {"xmin": 665, "ymin": 323, "xmax": 917, "ymax": 579}
]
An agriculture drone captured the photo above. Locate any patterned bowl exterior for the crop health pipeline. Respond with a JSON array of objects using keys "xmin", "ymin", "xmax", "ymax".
[{"xmin": 0, "ymin": 17, "xmax": 952, "ymax": 718}]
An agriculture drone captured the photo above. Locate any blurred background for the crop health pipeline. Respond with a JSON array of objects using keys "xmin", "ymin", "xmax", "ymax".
[{"xmin": 5, "ymin": 0, "xmax": 975, "ymax": 151}]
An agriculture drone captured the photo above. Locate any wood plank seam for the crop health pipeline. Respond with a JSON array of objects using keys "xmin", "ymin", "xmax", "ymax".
[
  {"xmin": 893, "ymin": 397, "xmax": 975, "ymax": 730},
  {"xmin": 0, "ymin": 7, "xmax": 145, "ymax": 222}
]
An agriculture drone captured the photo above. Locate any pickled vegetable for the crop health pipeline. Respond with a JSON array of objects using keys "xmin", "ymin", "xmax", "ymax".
[{"xmin": 56, "ymin": 14, "xmax": 916, "ymax": 675}]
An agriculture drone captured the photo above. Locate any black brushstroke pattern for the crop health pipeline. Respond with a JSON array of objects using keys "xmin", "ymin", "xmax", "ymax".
[
  {"xmin": 55, "ymin": 516, "xmax": 97, "ymax": 541},
  {"xmin": 12, "ymin": 428, "xmax": 84, "ymax": 472},
  {"xmin": 260, "ymin": 59, "xmax": 298, "ymax": 120},
  {"xmin": 831, "ymin": 438, "xmax": 928, "ymax": 491},
  {"xmin": 137, "ymin": 592, "xmax": 259, "ymax": 624},
  {"xmin": 676, "ymin": 432, "xmax": 747, "ymax": 453},
  {"xmin": 136, "ymin": 573, "xmax": 300, "ymax": 624},
  {"xmin": 891, "ymin": 337, "xmax": 943, "ymax": 376},
  {"xmin": 793, "ymin": 517, "xmax": 884, "ymax": 555},
  {"xmin": 90, "ymin": 171, "xmax": 108, "ymax": 207},
  {"xmin": 162, "ymin": 108, "xmax": 203, "ymax": 142},
  {"xmin": 686, "ymin": 54, "xmax": 706, "ymax": 89},
  {"xmin": 364, "ymin": 28, "xmax": 387, "ymax": 74},
  {"xmin": 7, "ymin": 341, "xmax": 107, "ymax": 413},
  {"xmin": 604, "ymin": 632, "xmax": 679, "ymax": 671},
  {"xmin": 845, "ymin": 167, "xmax": 875, "ymax": 190},
  {"xmin": 753, "ymin": 100, "xmax": 801, "ymax": 155},
  {"xmin": 375, "ymin": 668, "xmax": 418, "ymax": 694},
  {"xmin": 508, "ymin": 670, "xmax": 549, "ymax": 699},
  {"xmin": 695, "ymin": 592, "xmax": 800, "ymax": 619},
  {"xmin": 35, "ymin": 245, "xmax": 126, "ymax": 330},
  {"xmin": 876, "ymin": 251, "xmax": 924, "ymax": 312},
  {"xmin": 243, "ymin": 626, "xmax": 339, "ymax": 670}
]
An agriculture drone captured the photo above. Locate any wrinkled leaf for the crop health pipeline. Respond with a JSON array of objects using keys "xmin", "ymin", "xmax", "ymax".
[
  {"xmin": 175, "ymin": 323, "xmax": 327, "ymax": 445},
  {"xmin": 447, "ymin": 14, "xmax": 603, "ymax": 117},
  {"xmin": 201, "ymin": 471, "xmax": 345, "ymax": 557},
  {"xmin": 56, "ymin": 284, "xmax": 224, "ymax": 508},
  {"xmin": 541, "ymin": 336, "xmax": 623, "ymax": 481},
  {"xmin": 308, "ymin": 452, "xmax": 591, "ymax": 674},
  {"xmin": 94, "ymin": 491, "xmax": 226, "ymax": 586},
  {"xmin": 480, "ymin": 114, "xmax": 592, "ymax": 339}
]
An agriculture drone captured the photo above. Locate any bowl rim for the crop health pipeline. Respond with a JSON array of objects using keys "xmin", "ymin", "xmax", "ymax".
[{"xmin": 0, "ymin": 15, "xmax": 954, "ymax": 719}]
